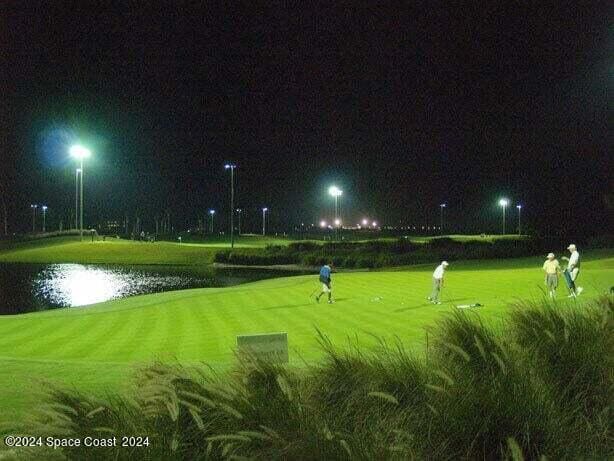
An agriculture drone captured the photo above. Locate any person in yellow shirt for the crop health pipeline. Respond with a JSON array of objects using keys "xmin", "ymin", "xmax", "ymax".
[{"xmin": 542, "ymin": 253, "xmax": 561, "ymax": 298}]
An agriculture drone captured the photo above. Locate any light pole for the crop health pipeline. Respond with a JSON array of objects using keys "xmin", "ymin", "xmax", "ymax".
[
  {"xmin": 328, "ymin": 186, "xmax": 343, "ymax": 240},
  {"xmin": 224, "ymin": 163, "xmax": 237, "ymax": 249},
  {"xmin": 439, "ymin": 203, "xmax": 446, "ymax": 234},
  {"xmin": 75, "ymin": 168, "xmax": 81, "ymax": 230},
  {"xmin": 209, "ymin": 209, "xmax": 215, "ymax": 234},
  {"xmin": 262, "ymin": 207, "xmax": 268, "ymax": 236},
  {"xmin": 70, "ymin": 145, "xmax": 91, "ymax": 241},
  {"xmin": 516, "ymin": 204, "xmax": 522, "ymax": 235},
  {"xmin": 499, "ymin": 198, "xmax": 509, "ymax": 235},
  {"xmin": 42, "ymin": 205, "xmax": 48, "ymax": 232},
  {"xmin": 236, "ymin": 208, "xmax": 242, "ymax": 235},
  {"xmin": 30, "ymin": 204, "xmax": 37, "ymax": 233}
]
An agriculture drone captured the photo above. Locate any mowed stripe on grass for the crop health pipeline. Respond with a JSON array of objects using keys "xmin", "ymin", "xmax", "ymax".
[
  {"xmin": 0, "ymin": 256, "xmax": 612, "ymax": 364},
  {"xmin": 0, "ymin": 254, "xmax": 612, "ymax": 424}
]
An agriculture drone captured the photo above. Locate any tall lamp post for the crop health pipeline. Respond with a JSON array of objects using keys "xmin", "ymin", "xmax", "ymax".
[
  {"xmin": 236, "ymin": 208, "xmax": 242, "ymax": 236},
  {"xmin": 262, "ymin": 207, "xmax": 268, "ymax": 236},
  {"xmin": 499, "ymin": 198, "xmax": 509, "ymax": 235},
  {"xmin": 209, "ymin": 209, "xmax": 215, "ymax": 234},
  {"xmin": 30, "ymin": 204, "xmax": 37, "ymax": 233},
  {"xmin": 224, "ymin": 163, "xmax": 237, "ymax": 249},
  {"xmin": 328, "ymin": 186, "xmax": 343, "ymax": 240},
  {"xmin": 516, "ymin": 204, "xmax": 522, "ymax": 235},
  {"xmin": 75, "ymin": 168, "xmax": 81, "ymax": 230},
  {"xmin": 439, "ymin": 203, "xmax": 446, "ymax": 234},
  {"xmin": 42, "ymin": 205, "xmax": 48, "ymax": 232},
  {"xmin": 70, "ymin": 145, "xmax": 91, "ymax": 241}
]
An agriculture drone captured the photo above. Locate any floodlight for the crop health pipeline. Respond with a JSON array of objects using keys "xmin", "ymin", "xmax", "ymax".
[
  {"xmin": 328, "ymin": 186, "xmax": 342, "ymax": 197},
  {"xmin": 70, "ymin": 145, "xmax": 91, "ymax": 159}
]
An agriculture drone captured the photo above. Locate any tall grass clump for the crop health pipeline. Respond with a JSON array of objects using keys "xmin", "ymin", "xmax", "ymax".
[
  {"xmin": 13, "ymin": 296, "xmax": 613, "ymax": 460},
  {"xmin": 423, "ymin": 311, "xmax": 563, "ymax": 459},
  {"xmin": 508, "ymin": 295, "xmax": 614, "ymax": 455}
]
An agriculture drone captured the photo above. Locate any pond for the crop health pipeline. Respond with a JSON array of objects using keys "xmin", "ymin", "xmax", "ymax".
[{"xmin": 0, "ymin": 263, "xmax": 309, "ymax": 315}]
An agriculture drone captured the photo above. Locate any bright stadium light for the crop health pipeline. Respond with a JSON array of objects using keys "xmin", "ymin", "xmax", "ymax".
[
  {"xmin": 499, "ymin": 198, "xmax": 509, "ymax": 234},
  {"xmin": 70, "ymin": 145, "xmax": 91, "ymax": 159},
  {"xmin": 70, "ymin": 145, "xmax": 92, "ymax": 241},
  {"xmin": 328, "ymin": 186, "xmax": 342, "ymax": 197},
  {"xmin": 328, "ymin": 186, "xmax": 343, "ymax": 240}
]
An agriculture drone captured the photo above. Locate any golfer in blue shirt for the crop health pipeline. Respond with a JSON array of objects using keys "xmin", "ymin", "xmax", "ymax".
[{"xmin": 316, "ymin": 262, "xmax": 334, "ymax": 304}]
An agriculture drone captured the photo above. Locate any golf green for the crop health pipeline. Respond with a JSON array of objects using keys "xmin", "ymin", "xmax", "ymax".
[{"xmin": 0, "ymin": 251, "xmax": 612, "ymax": 425}]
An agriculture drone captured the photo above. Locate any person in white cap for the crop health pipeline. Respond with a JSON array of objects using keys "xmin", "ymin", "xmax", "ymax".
[
  {"xmin": 561, "ymin": 244, "xmax": 583, "ymax": 297},
  {"xmin": 542, "ymin": 253, "xmax": 561, "ymax": 298},
  {"xmin": 427, "ymin": 261, "xmax": 449, "ymax": 305}
]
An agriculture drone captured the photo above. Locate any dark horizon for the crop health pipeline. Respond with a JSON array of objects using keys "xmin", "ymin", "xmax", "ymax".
[{"xmin": 1, "ymin": 3, "xmax": 612, "ymax": 237}]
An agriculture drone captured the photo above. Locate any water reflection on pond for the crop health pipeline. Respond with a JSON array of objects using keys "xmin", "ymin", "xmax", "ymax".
[{"xmin": 0, "ymin": 263, "xmax": 306, "ymax": 315}]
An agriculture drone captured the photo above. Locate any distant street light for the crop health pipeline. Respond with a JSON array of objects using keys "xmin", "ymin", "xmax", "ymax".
[
  {"xmin": 209, "ymin": 209, "xmax": 215, "ymax": 234},
  {"xmin": 320, "ymin": 220, "xmax": 327, "ymax": 228},
  {"xmin": 42, "ymin": 205, "xmax": 48, "ymax": 232},
  {"xmin": 440, "ymin": 203, "xmax": 446, "ymax": 234},
  {"xmin": 361, "ymin": 218, "xmax": 368, "ymax": 226},
  {"xmin": 224, "ymin": 163, "xmax": 237, "ymax": 249},
  {"xmin": 236, "ymin": 208, "xmax": 242, "ymax": 235},
  {"xmin": 262, "ymin": 207, "xmax": 268, "ymax": 236},
  {"xmin": 70, "ymin": 145, "xmax": 91, "ymax": 241},
  {"xmin": 516, "ymin": 204, "xmax": 522, "ymax": 235},
  {"xmin": 372, "ymin": 221, "xmax": 377, "ymax": 228},
  {"xmin": 334, "ymin": 218, "xmax": 341, "ymax": 227},
  {"xmin": 499, "ymin": 198, "xmax": 509, "ymax": 234},
  {"xmin": 30, "ymin": 204, "xmax": 37, "ymax": 233}
]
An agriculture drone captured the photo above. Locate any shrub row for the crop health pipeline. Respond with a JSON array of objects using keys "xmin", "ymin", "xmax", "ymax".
[
  {"xmin": 14, "ymin": 296, "xmax": 613, "ymax": 460},
  {"xmin": 215, "ymin": 237, "xmax": 555, "ymax": 268}
]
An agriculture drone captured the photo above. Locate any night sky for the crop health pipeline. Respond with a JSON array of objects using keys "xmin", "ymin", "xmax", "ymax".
[{"xmin": 1, "ymin": 3, "xmax": 612, "ymax": 236}]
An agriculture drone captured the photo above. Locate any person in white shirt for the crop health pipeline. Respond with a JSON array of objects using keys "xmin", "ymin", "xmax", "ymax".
[
  {"xmin": 427, "ymin": 261, "xmax": 449, "ymax": 305},
  {"xmin": 561, "ymin": 244, "xmax": 583, "ymax": 297}
]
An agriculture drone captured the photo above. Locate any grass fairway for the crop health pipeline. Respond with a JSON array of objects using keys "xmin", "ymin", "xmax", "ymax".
[
  {"xmin": 0, "ymin": 233, "xmax": 528, "ymax": 265},
  {"xmin": 0, "ymin": 251, "xmax": 612, "ymax": 426},
  {"xmin": 0, "ymin": 234, "xmax": 298, "ymax": 265}
]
